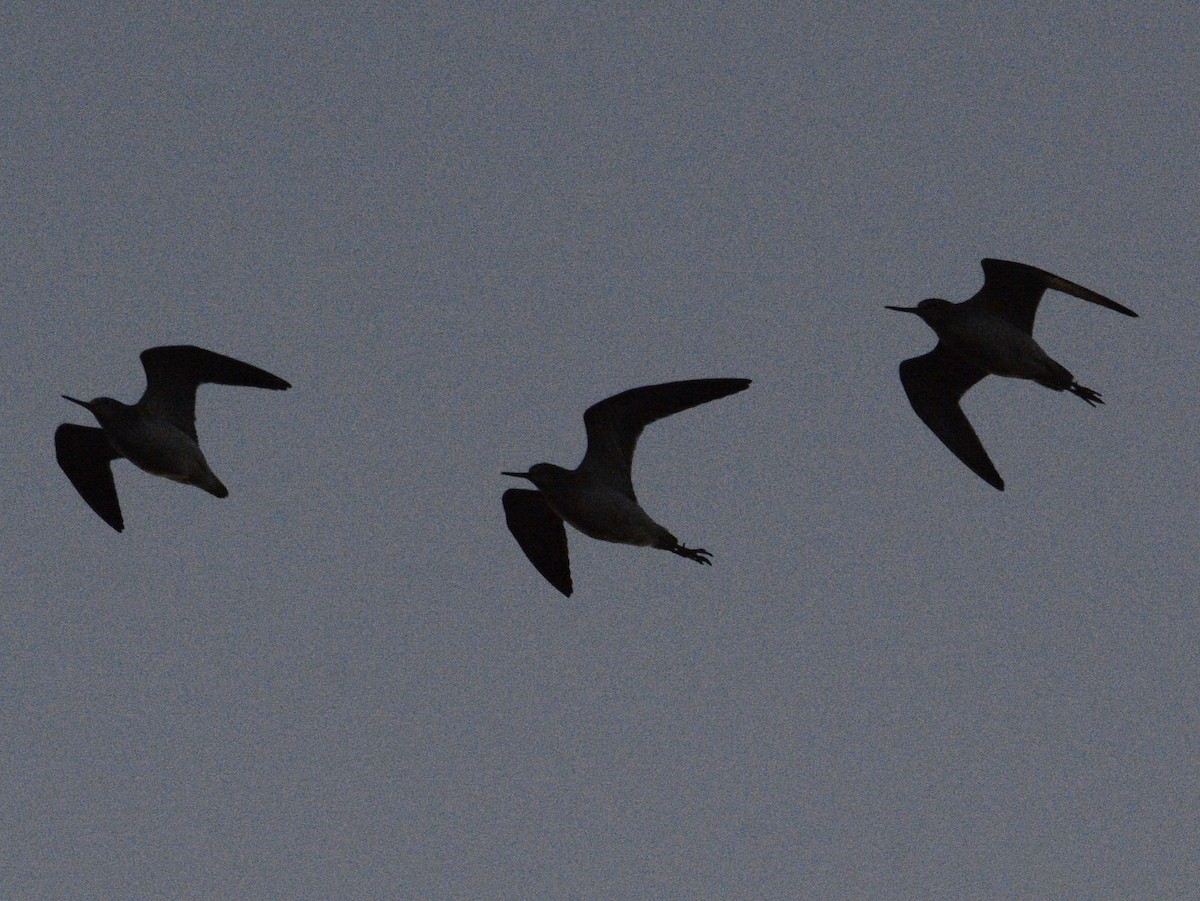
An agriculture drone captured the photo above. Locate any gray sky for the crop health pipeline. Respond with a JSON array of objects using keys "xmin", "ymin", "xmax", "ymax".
[{"xmin": 4, "ymin": 4, "xmax": 1198, "ymax": 899}]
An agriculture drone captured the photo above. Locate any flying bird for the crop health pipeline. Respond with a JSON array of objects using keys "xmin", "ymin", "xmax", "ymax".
[
  {"xmin": 55, "ymin": 345, "xmax": 291, "ymax": 531},
  {"xmin": 502, "ymin": 378, "xmax": 751, "ymax": 596},
  {"xmin": 888, "ymin": 258, "xmax": 1137, "ymax": 490}
]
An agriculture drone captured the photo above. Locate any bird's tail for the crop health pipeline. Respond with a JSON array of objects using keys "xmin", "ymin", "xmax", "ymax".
[{"xmin": 1068, "ymin": 382, "xmax": 1104, "ymax": 407}]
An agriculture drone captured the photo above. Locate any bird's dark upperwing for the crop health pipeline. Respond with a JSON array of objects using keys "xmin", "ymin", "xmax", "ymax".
[
  {"xmin": 898, "ymin": 346, "xmax": 1003, "ymax": 490},
  {"xmin": 578, "ymin": 378, "xmax": 751, "ymax": 499},
  {"xmin": 138, "ymin": 346, "xmax": 291, "ymax": 440},
  {"xmin": 55, "ymin": 424, "xmax": 125, "ymax": 531},
  {"xmin": 502, "ymin": 488, "xmax": 573, "ymax": 596},
  {"xmin": 969, "ymin": 258, "xmax": 1137, "ymax": 334}
]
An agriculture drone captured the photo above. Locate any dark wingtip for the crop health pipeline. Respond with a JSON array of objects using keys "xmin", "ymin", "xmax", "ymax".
[
  {"xmin": 256, "ymin": 374, "xmax": 291, "ymax": 391},
  {"xmin": 711, "ymin": 378, "xmax": 753, "ymax": 394}
]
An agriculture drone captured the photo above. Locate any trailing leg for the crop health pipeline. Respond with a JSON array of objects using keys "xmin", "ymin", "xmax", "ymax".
[
  {"xmin": 660, "ymin": 538, "xmax": 713, "ymax": 565},
  {"xmin": 1068, "ymin": 382, "xmax": 1103, "ymax": 406}
]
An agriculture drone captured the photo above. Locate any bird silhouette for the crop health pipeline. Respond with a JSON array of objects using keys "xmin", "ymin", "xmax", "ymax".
[
  {"xmin": 888, "ymin": 258, "xmax": 1137, "ymax": 490},
  {"xmin": 56, "ymin": 345, "xmax": 291, "ymax": 531},
  {"xmin": 502, "ymin": 378, "xmax": 751, "ymax": 596}
]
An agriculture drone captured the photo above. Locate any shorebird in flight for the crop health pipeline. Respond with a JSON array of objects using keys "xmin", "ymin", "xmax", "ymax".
[
  {"xmin": 888, "ymin": 258, "xmax": 1137, "ymax": 490},
  {"xmin": 502, "ymin": 378, "xmax": 751, "ymax": 596},
  {"xmin": 55, "ymin": 345, "xmax": 291, "ymax": 531}
]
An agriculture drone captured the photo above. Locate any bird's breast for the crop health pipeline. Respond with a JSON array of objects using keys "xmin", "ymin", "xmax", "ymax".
[
  {"xmin": 543, "ymin": 485, "xmax": 667, "ymax": 547},
  {"xmin": 108, "ymin": 421, "xmax": 210, "ymax": 482},
  {"xmin": 943, "ymin": 318, "xmax": 1059, "ymax": 380}
]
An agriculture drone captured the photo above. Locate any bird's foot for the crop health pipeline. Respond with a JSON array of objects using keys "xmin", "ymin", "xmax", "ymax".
[
  {"xmin": 1070, "ymin": 383, "xmax": 1104, "ymax": 407},
  {"xmin": 672, "ymin": 544, "xmax": 713, "ymax": 565}
]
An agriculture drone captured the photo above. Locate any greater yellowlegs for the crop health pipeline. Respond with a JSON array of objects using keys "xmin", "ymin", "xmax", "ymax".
[
  {"xmin": 502, "ymin": 378, "xmax": 751, "ymax": 596},
  {"xmin": 56, "ymin": 345, "xmax": 291, "ymax": 531},
  {"xmin": 888, "ymin": 258, "xmax": 1136, "ymax": 489}
]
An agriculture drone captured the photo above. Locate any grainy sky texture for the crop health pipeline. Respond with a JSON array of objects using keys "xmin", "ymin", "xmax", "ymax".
[{"xmin": 5, "ymin": 5, "xmax": 1199, "ymax": 899}]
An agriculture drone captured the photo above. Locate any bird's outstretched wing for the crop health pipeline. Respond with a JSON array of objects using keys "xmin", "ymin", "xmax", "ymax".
[
  {"xmin": 968, "ymin": 258, "xmax": 1137, "ymax": 334},
  {"xmin": 503, "ymin": 488, "xmax": 573, "ymax": 596},
  {"xmin": 138, "ymin": 346, "xmax": 291, "ymax": 440},
  {"xmin": 55, "ymin": 424, "xmax": 125, "ymax": 531},
  {"xmin": 898, "ymin": 346, "xmax": 1002, "ymax": 490},
  {"xmin": 579, "ymin": 378, "xmax": 751, "ymax": 499}
]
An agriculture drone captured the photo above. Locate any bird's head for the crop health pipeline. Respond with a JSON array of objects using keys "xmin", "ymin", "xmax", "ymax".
[
  {"xmin": 62, "ymin": 395, "xmax": 128, "ymax": 427},
  {"xmin": 886, "ymin": 297, "xmax": 955, "ymax": 326},
  {"xmin": 502, "ymin": 462, "xmax": 570, "ymax": 490}
]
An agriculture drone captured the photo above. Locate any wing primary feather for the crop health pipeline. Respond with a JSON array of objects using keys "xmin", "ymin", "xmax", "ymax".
[
  {"xmin": 977, "ymin": 259, "xmax": 1137, "ymax": 332},
  {"xmin": 898, "ymin": 348, "xmax": 1003, "ymax": 490},
  {"xmin": 54, "ymin": 424, "xmax": 125, "ymax": 531},
  {"xmin": 503, "ymin": 488, "xmax": 573, "ymax": 596},
  {"xmin": 579, "ymin": 378, "xmax": 751, "ymax": 498},
  {"xmin": 137, "ymin": 346, "xmax": 291, "ymax": 441}
]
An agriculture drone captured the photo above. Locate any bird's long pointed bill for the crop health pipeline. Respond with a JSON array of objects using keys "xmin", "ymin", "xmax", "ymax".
[
  {"xmin": 885, "ymin": 305, "xmax": 920, "ymax": 313},
  {"xmin": 62, "ymin": 395, "xmax": 91, "ymax": 410},
  {"xmin": 502, "ymin": 470, "xmax": 533, "ymax": 480}
]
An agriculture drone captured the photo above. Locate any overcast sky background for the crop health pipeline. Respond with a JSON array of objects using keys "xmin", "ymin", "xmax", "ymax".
[{"xmin": 4, "ymin": 5, "xmax": 1198, "ymax": 899}]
